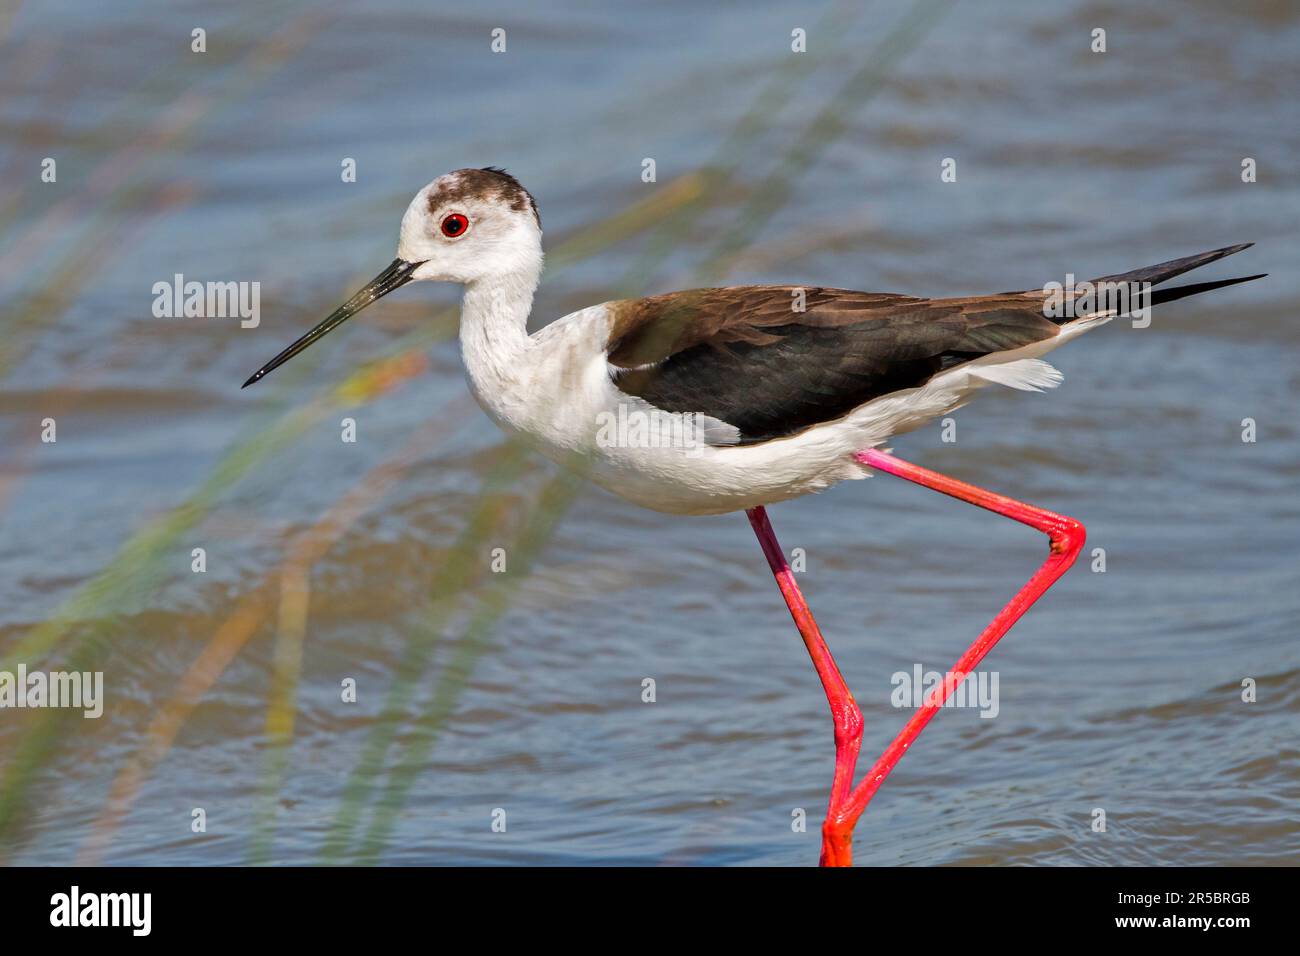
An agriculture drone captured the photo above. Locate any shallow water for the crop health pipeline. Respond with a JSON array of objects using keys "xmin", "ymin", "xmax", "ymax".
[{"xmin": 0, "ymin": 0, "xmax": 1297, "ymax": 866}]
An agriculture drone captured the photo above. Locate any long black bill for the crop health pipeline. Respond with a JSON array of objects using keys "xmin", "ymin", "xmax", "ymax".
[{"xmin": 242, "ymin": 258, "xmax": 421, "ymax": 388}]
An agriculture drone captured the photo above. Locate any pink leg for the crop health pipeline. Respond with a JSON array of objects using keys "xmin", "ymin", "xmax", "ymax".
[
  {"xmin": 747, "ymin": 449, "xmax": 1085, "ymax": 867},
  {"xmin": 747, "ymin": 506, "xmax": 863, "ymax": 866}
]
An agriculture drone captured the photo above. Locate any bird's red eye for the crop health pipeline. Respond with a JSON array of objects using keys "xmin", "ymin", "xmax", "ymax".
[{"xmin": 441, "ymin": 213, "xmax": 469, "ymax": 238}]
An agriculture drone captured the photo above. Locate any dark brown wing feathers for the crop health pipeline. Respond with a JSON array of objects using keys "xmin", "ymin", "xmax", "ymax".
[
  {"xmin": 607, "ymin": 287, "xmax": 916, "ymax": 366},
  {"xmin": 607, "ymin": 286, "xmax": 1061, "ymax": 443},
  {"xmin": 605, "ymin": 246, "xmax": 1260, "ymax": 445}
]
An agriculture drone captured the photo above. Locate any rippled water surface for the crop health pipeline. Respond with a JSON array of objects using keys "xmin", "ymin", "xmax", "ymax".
[{"xmin": 1, "ymin": 0, "xmax": 1297, "ymax": 866}]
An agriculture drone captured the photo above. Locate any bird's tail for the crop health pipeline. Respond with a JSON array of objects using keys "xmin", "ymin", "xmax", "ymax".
[{"xmin": 1092, "ymin": 243, "xmax": 1265, "ymax": 311}]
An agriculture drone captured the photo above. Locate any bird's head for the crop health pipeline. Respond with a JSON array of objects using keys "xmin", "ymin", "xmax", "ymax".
[
  {"xmin": 243, "ymin": 167, "xmax": 541, "ymax": 388},
  {"xmin": 399, "ymin": 166, "xmax": 542, "ymax": 284}
]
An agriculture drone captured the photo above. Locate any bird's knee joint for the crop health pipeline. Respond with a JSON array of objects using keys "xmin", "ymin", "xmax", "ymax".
[
  {"xmin": 1049, "ymin": 515, "xmax": 1086, "ymax": 555},
  {"xmin": 835, "ymin": 703, "xmax": 864, "ymax": 746}
]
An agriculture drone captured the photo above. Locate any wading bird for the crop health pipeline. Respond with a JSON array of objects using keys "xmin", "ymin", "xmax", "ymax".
[{"xmin": 244, "ymin": 167, "xmax": 1262, "ymax": 866}]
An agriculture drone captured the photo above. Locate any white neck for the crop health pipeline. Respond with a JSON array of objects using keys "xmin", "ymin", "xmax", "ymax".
[{"xmin": 458, "ymin": 265, "xmax": 542, "ymax": 426}]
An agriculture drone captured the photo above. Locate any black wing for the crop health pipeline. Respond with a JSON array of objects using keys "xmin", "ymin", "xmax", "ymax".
[
  {"xmin": 606, "ymin": 244, "xmax": 1261, "ymax": 444},
  {"xmin": 607, "ymin": 286, "xmax": 1061, "ymax": 443}
]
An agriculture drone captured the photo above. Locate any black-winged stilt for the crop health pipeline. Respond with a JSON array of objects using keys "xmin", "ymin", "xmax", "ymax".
[{"xmin": 244, "ymin": 167, "xmax": 1263, "ymax": 866}]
